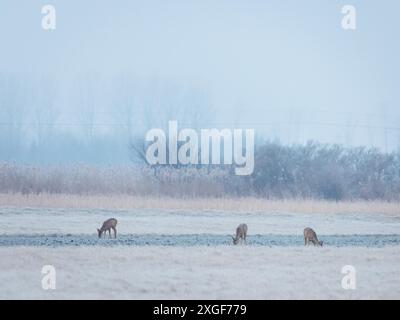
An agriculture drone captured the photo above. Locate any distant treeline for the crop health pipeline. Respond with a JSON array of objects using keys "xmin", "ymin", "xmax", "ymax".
[
  {"xmin": 251, "ymin": 141, "xmax": 400, "ymax": 200},
  {"xmin": 1, "ymin": 141, "xmax": 399, "ymax": 201}
]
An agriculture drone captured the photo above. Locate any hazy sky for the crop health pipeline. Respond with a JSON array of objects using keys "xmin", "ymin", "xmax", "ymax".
[{"xmin": 1, "ymin": 0, "xmax": 399, "ymax": 155}]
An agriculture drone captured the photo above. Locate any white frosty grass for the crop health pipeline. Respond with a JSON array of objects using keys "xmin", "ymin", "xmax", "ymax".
[
  {"xmin": 1, "ymin": 246, "xmax": 399, "ymax": 300},
  {"xmin": 1, "ymin": 205, "xmax": 399, "ymax": 299},
  {"xmin": 1, "ymin": 207, "xmax": 399, "ymax": 235}
]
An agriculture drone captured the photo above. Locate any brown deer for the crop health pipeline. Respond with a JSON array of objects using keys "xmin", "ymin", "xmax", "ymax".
[
  {"xmin": 97, "ymin": 218, "xmax": 118, "ymax": 238},
  {"xmin": 303, "ymin": 227, "xmax": 323, "ymax": 246},
  {"xmin": 232, "ymin": 223, "xmax": 248, "ymax": 245}
]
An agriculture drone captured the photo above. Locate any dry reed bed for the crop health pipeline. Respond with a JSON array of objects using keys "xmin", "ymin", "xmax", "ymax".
[{"xmin": 0, "ymin": 193, "xmax": 399, "ymax": 215}]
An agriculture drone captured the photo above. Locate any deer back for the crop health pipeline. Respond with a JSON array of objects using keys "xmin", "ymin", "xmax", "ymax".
[
  {"xmin": 304, "ymin": 227, "xmax": 318, "ymax": 241},
  {"xmin": 101, "ymin": 218, "xmax": 117, "ymax": 231}
]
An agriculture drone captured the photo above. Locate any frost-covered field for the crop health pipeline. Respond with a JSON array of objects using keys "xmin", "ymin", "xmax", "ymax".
[
  {"xmin": 0, "ymin": 206, "xmax": 399, "ymax": 299},
  {"xmin": 1, "ymin": 207, "xmax": 399, "ymax": 235},
  {"xmin": 1, "ymin": 246, "xmax": 400, "ymax": 299}
]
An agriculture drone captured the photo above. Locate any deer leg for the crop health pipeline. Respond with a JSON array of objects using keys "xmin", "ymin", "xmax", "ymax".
[
  {"xmin": 113, "ymin": 227, "xmax": 117, "ymax": 238},
  {"xmin": 109, "ymin": 229, "xmax": 111, "ymax": 238}
]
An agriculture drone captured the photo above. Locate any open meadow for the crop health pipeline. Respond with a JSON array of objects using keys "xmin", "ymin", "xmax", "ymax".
[{"xmin": 1, "ymin": 195, "xmax": 399, "ymax": 299}]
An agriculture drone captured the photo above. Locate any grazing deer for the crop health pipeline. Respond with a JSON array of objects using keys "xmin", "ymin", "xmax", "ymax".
[
  {"xmin": 97, "ymin": 218, "xmax": 118, "ymax": 238},
  {"xmin": 232, "ymin": 223, "xmax": 248, "ymax": 245},
  {"xmin": 303, "ymin": 227, "xmax": 323, "ymax": 246}
]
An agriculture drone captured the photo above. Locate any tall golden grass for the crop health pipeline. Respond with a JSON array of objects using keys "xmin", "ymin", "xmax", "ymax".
[{"xmin": 0, "ymin": 193, "xmax": 398, "ymax": 215}]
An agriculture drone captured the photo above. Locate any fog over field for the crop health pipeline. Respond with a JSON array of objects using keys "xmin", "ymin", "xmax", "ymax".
[{"xmin": 1, "ymin": 0, "xmax": 400, "ymax": 165}]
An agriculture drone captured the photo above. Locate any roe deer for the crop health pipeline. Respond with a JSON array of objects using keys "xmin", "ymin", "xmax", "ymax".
[
  {"xmin": 232, "ymin": 223, "xmax": 248, "ymax": 245},
  {"xmin": 303, "ymin": 227, "xmax": 323, "ymax": 246},
  {"xmin": 97, "ymin": 218, "xmax": 118, "ymax": 238}
]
